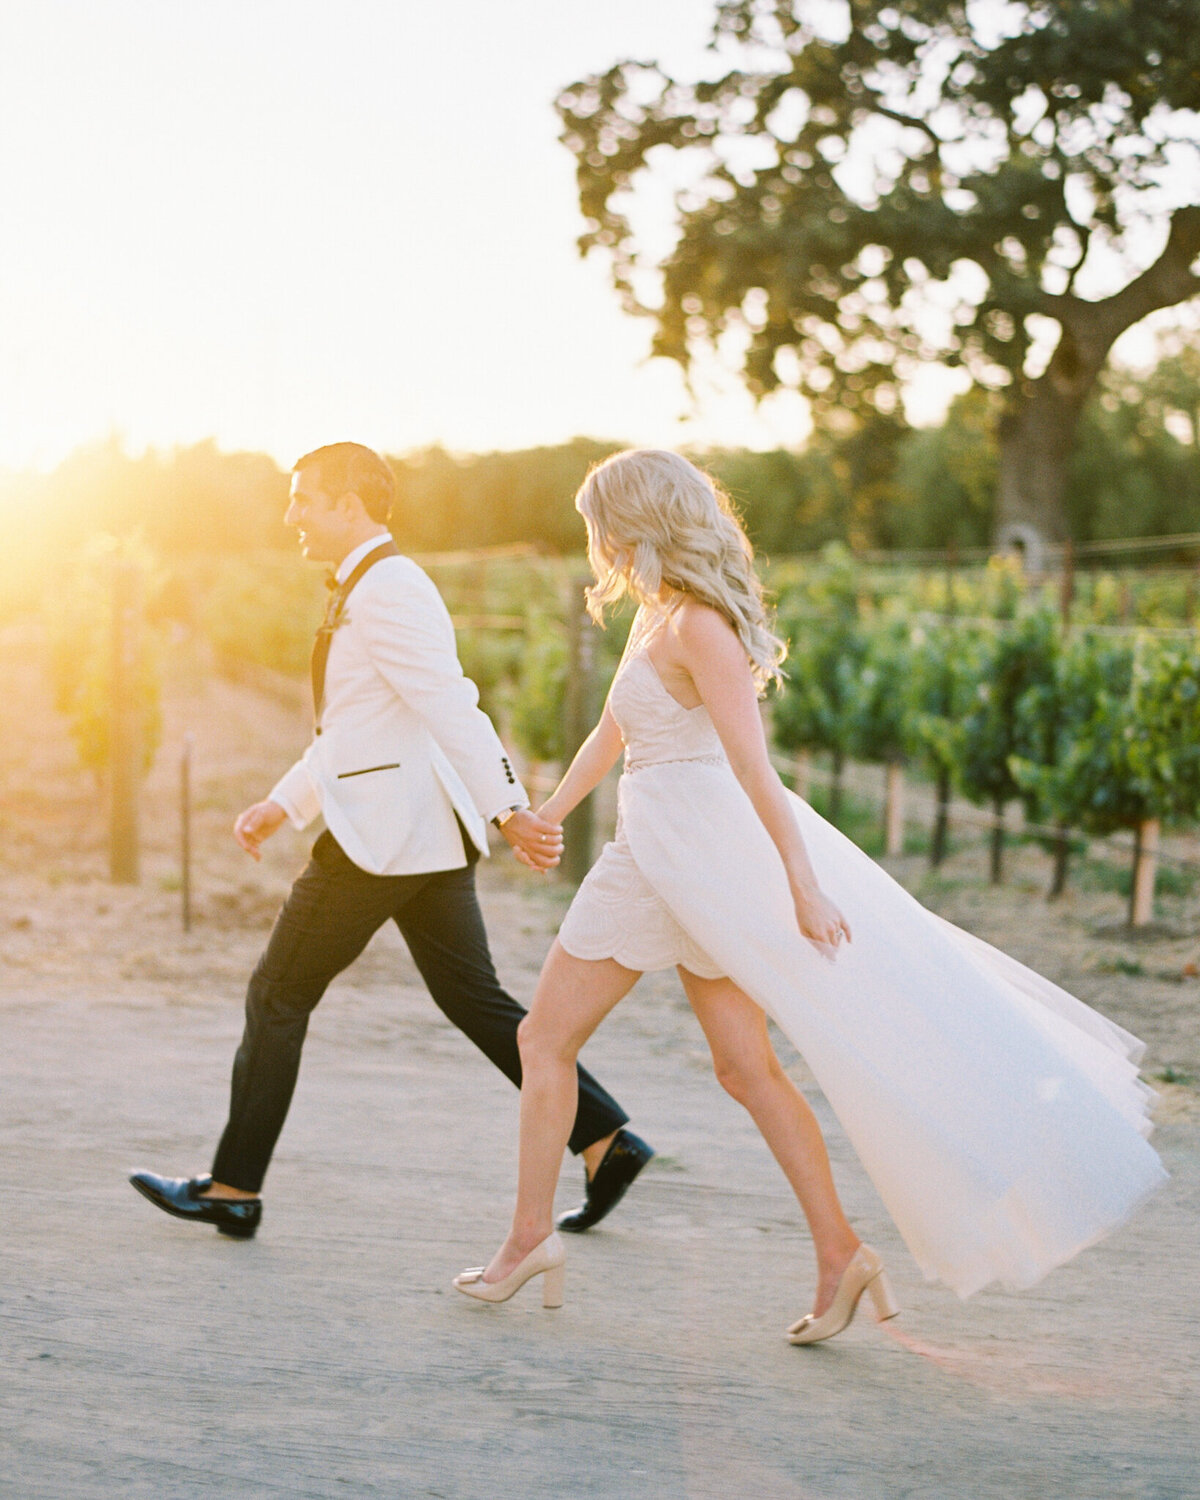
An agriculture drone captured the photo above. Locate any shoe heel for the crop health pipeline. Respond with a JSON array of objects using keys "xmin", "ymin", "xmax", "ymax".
[
  {"xmin": 542, "ymin": 1263, "xmax": 565, "ymax": 1309},
  {"xmin": 867, "ymin": 1269, "xmax": 899, "ymax": 1322}
]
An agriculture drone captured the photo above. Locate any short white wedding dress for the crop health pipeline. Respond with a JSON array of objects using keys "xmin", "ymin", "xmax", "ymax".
[{"xmin": 557, "ymin": 622, "xmax": 1167, "ymax": 1298}]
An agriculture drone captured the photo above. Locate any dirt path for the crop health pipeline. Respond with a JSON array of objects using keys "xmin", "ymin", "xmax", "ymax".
[{"xmin": 1, "ymin": 624, "xmax": 1198, "ymax": 1499}]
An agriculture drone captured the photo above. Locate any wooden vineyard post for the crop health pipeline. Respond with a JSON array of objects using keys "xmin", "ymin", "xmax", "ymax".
[
  {"xmin": 884, "ymin": 762, "xmax": 905, "ymax": 857},
  {"xmin": 1129, "ymin": 818, "xmax": 1160, "ymax": 928},
  {"xmin": 561, "ymin": 587, "xmax": 595, "ymax": 884},
  {"xmin": 181, "ymin": 733, "xmax": 193, "ymax": 932},
  {"xmin": 109, "ymin": 558, "xmax": 142, "ymax": 884},
  {"xmin": 792, "ymin": 750, "xmax": 811, "ymax": 802}
]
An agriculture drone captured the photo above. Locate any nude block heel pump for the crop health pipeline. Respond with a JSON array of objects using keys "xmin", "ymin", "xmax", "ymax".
[
  {"xmin": 540, "ymin": 1260, "xmax": 565, "ymax": 1309},
  {"xmin": 786, "ymin": 1244, "xmax": 898, "ymax": 1346},
  {"xmin": 867, "ymin": 1265, "xmax": 900, "ymax": 1323},
  {"xmin": 453, "ymin": 1232, "xmax": 566, "ymax": 1308}
]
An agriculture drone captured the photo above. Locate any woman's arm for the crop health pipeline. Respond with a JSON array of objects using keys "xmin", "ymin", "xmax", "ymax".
[
  {"xmin": 670, "ymin": 604, "xmax": 851, "ymax": 953},
  {"xmin": 538, "ymin": 700, "xmax": 626, "ymax": 824}
]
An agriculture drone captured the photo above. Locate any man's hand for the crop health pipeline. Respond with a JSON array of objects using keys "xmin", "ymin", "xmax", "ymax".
[
  {"xmin": 499, "ymin": 808, "xmax": 564, "ymax": 872},
  {"xmin": 234, "ymin": 800, "xmax": 288, "ymax": 860}
]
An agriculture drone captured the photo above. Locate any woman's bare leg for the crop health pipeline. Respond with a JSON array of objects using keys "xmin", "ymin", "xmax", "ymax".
[
  {"xmin": 482, "ymin": 942, "xmax": 641, "ymax": 1283},
  {"xmin": 678, "ymin": 968, "xmax": 860, "ymax": 1318}
]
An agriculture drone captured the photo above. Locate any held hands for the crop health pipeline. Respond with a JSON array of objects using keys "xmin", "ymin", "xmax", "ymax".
[
  {"xmin": 792, "ymin": 881, "xmax": 852, "ymax": 961},
  {"xmin": 499, "ymin": 808, "xmax": 564, "ymax": 872},
  {"xmin": 234, "ymin": 797, "xmax": 563, "ymax": 869},
  {"xmin": 234, "ymin": 799, "xmax": 288, "ymax": 860}
]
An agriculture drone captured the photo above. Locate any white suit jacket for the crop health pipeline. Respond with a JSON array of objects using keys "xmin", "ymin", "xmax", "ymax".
[{"xmin": 269, "ymin": 544, "xmax": 528, "ymax": 875}]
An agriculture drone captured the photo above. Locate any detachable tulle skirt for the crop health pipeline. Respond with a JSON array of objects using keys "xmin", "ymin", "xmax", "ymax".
[{"xmin": 616, "ymin": 762, "xmax": 1167, "ymax": 1299}]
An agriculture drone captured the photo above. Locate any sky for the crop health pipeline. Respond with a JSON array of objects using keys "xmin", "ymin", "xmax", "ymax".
[
  {"xmin": 0, "ymin": 0, "xmax": 819, "ymax": 471},
  {"xmin": 0, "ymin": 1, "xmax": 1185, "ymax": 474}
]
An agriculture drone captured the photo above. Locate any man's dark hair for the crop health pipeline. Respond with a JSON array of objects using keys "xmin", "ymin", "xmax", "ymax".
[{"xmin": 293, "ymin": 442, "xmax": 395, "ymax": 524}]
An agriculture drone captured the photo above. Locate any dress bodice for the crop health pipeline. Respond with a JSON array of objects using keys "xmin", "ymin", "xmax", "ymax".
[{"xmin": 610, "ymin": 649, "xmax": 726, "ymax": 773}]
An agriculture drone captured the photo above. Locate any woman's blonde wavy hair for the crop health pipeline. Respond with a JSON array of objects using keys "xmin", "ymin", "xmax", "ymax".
[{"xmin": 575, "ymin": 449, "xmax": 786, "ymax": 693}]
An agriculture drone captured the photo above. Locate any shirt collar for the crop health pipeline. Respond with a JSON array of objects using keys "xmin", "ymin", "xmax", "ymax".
[{"xmin": 336, "ymin": 532, "xmax": 393, "ymax": 585}]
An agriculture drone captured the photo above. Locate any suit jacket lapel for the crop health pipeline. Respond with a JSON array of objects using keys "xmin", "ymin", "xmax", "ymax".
[{"xmin": 311, "ymin": 539, "xmax": 400, "ymax": 727}]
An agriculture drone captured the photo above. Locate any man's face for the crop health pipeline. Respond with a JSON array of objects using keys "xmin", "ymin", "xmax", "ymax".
[{"xmin": 285, "ymin": 468, "xmax": 347, "ymax": 562}]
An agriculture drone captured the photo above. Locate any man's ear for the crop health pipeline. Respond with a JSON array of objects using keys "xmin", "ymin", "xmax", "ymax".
[{"xmin": 338, "ymin": 490, "xmax": 367, "ymax": 522}]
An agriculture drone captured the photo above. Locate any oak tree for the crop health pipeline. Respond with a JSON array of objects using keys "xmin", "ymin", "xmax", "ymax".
[{"xmin": 559, "ymin": 0, "xmax": 1200, "ymax": 547}]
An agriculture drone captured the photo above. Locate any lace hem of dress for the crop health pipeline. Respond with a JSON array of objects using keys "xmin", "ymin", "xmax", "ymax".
[{"xmin": 558, "ymin": 927, "xmax": 724, "ymax": 980}]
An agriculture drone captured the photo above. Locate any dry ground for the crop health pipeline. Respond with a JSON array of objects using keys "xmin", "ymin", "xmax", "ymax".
[{"xmin": 1, "ymin": 620, "xmax": 1198, "ymax": 1500}]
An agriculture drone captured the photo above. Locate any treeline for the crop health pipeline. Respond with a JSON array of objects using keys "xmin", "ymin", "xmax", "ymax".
[{"xmin": 3, "ymin": 348, "xmax": 1199, "ymax": 622}]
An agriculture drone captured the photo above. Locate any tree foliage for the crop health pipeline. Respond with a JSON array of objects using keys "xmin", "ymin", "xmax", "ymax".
[
  {"xmin": 390, "ymin": 439, "xmax": 621, "ymax": 554},
  {"xmin": 2, "ymin": 335, "xmax": 1199, "ymax": 608},
  {"xmin": 774, "ymin": 547, "xmax": 868, "ymax": 756},
  {"xmin": 896, "ymin": 616, "xmax": 981, "ymax": 781},
  {"xmin": 845, "ymin": 618, "xmax": 912, "ymax": 765},
  {"xmin": 955, "ymin": 609, "xmax": 1059, "ymax": 808},
  {"xmin": 46, "ymin": 536, "xmax": 163, "ymax": 780},
  {"xmin": 558, "ymin": 0, "xmax": 1200, "ymax": 539},
  {"xmin": 1007, "ymin": 632, "xmax": 1200, "ymax": 840}
]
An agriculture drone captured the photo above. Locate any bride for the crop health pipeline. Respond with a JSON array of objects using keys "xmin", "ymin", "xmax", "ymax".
[{"xmin": 454, "ymin": 449, "xmax": 1166, "ymax": 1344}]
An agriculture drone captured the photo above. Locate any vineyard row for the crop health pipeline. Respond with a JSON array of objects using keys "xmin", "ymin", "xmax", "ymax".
[{"xmin": 45, "ymin": 544, "xmax": 1200, "ymax": 923}]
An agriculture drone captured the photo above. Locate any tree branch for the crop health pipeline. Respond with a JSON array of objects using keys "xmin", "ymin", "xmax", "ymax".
[
  {"xmin": 1094, "ymin": 207, "xmax": 1200, "ymax": 347},
  {"xmin": 1064, "ymin": 222, "xmax": 1092, "ymax": 296},
  {"xmin": 870, "ymin": 103, "xmax": 945, "ymax": 150},
  {"xmin": 1035, "ymin": 208, "xmax": 1200, "ymax": 378}
]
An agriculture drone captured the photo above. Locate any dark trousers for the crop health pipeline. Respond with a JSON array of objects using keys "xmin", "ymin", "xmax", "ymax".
[{"xmin": 211, "ymin": 831, "xmax": 629, "ymax": 1193}]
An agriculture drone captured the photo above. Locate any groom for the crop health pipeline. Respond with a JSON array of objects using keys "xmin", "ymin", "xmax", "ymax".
[{"xmin": 130, "ymin": 442, "xmax": 651, "ymax": 1238}]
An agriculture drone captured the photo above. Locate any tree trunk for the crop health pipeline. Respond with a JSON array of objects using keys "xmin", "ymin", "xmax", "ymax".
[
  {"xmin": 996, "ymin": 386, "xmax": 1078, "ymax": 553},
  {"xmin": 995, "ymin": 207, "xmax": 1200, "ymax": 553},
  {"xmin": 829, "ymin": 747, "xmax": 844, "ymax": 829},
  {"xmin": 1048, "ymin": 820, "xmax": 1071, "ymax": 900},
  {"xmin": 931, "ymin": 767, "xmax": 951, "ymax": 868},
  {"xmin": 989, "ymin": 796, "xmax": 1005, "ymax": 885}
]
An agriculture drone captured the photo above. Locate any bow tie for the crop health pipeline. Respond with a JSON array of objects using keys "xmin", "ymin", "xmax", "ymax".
[{"xmin": 321, "ymin": 571, "xmax": 348, "ymax": 632}]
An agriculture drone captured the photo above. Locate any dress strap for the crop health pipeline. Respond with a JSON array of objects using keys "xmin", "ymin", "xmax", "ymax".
[{"xmin": 624, "ymin": 602, "xmax": 674, "ymax": 661}]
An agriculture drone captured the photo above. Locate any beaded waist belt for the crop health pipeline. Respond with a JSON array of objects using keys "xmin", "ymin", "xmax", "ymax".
[{"xmin": 624, "ymin": 754, "xmax": 727, "ymax": 774}]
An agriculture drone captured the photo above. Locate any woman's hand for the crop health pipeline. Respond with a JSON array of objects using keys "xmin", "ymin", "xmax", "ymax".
[
  {"xmin": 536, "ymin": 797, "xmax": 566, "ymax": 828},
  {"xmin": 792, "ymin": 881, "xmax": 852, "ymax": 959},
  {"xmin": 499, "ymin": 809, "xmax": 563, "ymax": 872}
]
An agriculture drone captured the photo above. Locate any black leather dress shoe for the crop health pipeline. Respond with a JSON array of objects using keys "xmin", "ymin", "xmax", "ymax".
[
  {"xmin": 556, "ymin": 1129, "xmax": 654, "ymax": 1233},
  {"xmin": 129, "ymin": 1171, "xmax": 262, "ymax": 1239}
]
